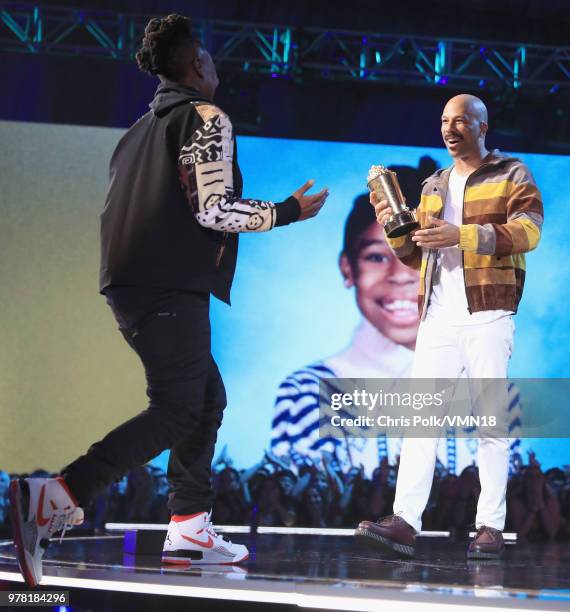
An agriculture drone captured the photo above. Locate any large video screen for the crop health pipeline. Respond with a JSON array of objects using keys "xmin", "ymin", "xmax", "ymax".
[{"xmin": 1, "ymin": 120, "xmax": 567, "ymax": 476}]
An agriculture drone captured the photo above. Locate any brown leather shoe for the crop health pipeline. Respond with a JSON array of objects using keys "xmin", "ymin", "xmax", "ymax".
[
  {"xmin": 467, "ymin": 526, "xmax": 504, "ymax": 560},
  {"xmin": 354, "ymin": 515, "xmax": 416, "ymax": 558}
]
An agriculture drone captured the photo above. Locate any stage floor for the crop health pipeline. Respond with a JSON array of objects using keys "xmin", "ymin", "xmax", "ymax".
[{"xmin": 1, "ymin": 529, "xmax": 569, "ymax": 611}]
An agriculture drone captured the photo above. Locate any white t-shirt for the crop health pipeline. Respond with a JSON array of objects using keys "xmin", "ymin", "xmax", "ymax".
[{"xmin": 428, "ymin": 167, "xmax": 513, "ymax": 325}]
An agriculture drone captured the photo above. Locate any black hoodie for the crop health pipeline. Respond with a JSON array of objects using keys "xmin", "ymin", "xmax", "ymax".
[{"xmin": 99, "ymin": 80, "xmax": 299, "ymax": 304}]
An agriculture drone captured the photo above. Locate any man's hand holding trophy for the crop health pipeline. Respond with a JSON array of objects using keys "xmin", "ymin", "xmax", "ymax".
[{"xmin": 367, "ymin": 166, "xmax": 419, "ymax": 239}]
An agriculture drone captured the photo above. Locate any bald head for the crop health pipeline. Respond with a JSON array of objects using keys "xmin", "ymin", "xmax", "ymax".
[
  {"xmin": 441, "ymin": 94, "xmax": 489, "ymax": 161},
  {"xmin": 444, "ymin": 94, "xmax": 488, "ymax": 123}
]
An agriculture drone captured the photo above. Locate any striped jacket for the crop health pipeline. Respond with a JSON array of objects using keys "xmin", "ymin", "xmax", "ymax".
[{"xmin": 387, "ymin": 150, "xmax": 543, "ymax": 319}]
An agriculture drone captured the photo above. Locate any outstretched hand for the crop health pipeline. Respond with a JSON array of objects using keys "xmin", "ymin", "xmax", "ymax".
[
  {"xmin": 411, "ymin": 216, "xmax": 460, "ymax": 248},
  {"xmin": 292, "ymin": 180, "xmax": 329, "ymax": 221}
]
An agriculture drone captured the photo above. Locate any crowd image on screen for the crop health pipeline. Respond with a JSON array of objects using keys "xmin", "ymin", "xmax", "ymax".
[{"xmin": 2, "ymin": 449, "xmax": 569, "ymax": 541}]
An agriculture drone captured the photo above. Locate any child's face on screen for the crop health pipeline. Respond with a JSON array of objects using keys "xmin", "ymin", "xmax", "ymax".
[{"xmin": 342, "ymin": 223, "xmax": 420, "ymax": 349}]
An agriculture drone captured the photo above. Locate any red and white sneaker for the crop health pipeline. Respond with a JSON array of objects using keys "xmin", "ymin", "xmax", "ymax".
[
  {"xmin": 162, "ymin": 511, "xmax": 249, "ymax": 566},
  {"xmin": 9, "ymin": 477, "xmax": 84, "ymax": 587}
]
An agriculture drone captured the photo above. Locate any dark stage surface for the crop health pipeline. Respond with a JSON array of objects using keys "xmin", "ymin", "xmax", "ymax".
[{"xmin": 1, "ymin": 528, "xmax": 569, "ymax": 611}]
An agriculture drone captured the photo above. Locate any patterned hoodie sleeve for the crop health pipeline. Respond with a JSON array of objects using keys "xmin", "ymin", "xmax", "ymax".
[
  {"xmin": 179, "ymin": 103, "xmax": 300, "ymax": 232},
  {"xmin": 459, "ymin": 162, "xmax": 543, "ymax": 256}
]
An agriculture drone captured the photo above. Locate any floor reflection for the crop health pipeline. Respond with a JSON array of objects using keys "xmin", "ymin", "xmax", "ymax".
[{"xmin": 1, "ymin": 532, "xmax": 569, "ymax": 599}]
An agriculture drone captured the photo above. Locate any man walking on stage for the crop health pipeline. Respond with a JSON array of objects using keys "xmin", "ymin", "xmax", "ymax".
[
  {"xmin": 355, "ymin": 94, "xmax": 543, "ymax": 559},
  {"xmin": 10, "ymin": 13, "xmax": 328, "ymax": 586}
]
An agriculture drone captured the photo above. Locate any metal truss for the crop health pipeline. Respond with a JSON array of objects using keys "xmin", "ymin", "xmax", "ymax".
[{"xmin": 1, "ymin": 2, "xmax": 569, "ymax": 92}]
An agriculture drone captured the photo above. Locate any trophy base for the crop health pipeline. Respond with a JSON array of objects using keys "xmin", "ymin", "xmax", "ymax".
[{"xmin": 384, "ymin": 211, "xmax": 419, "ymax": 239}]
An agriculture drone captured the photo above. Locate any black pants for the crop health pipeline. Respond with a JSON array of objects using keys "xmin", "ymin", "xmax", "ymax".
[{"xmin": 62, "ymin": 287, "xmax": 226, "ymax": 515}]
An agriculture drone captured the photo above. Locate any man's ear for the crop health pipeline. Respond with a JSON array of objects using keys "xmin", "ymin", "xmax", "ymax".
[
  {"xmin": 480, "ymin": 121, "xmax": 488, "ymax": 138},
  {"xmin": 192, "ymin": 51, "xmax": 204, "ymax": 79},
  {"xmin": 339, "ymin": 252, "xmax": 355, "ymax": 288}
]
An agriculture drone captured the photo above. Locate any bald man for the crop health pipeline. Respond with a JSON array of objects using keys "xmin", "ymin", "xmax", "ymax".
[{"xmin": 355, "ymin": 95, "xmax": 543, "ymax": 559}]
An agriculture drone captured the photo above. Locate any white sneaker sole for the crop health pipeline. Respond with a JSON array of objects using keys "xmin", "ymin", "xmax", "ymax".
[
  {"xmin": 162, "ymin": 550, "xmax": 249, "ymax": 566},
  {"xmin": 9, "ymin": 480, "xmax": 41, "ymax": 587}
]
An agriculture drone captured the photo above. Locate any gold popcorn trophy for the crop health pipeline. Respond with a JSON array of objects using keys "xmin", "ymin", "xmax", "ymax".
[{"xmin": 367, "ymin": 165, "xmax": 419, "ymax": 238}]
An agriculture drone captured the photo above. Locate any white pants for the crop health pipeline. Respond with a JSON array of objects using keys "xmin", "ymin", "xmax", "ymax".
[{"xmin": 393, "ymin": 314, "xmax": 514, "ymax": 532}]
